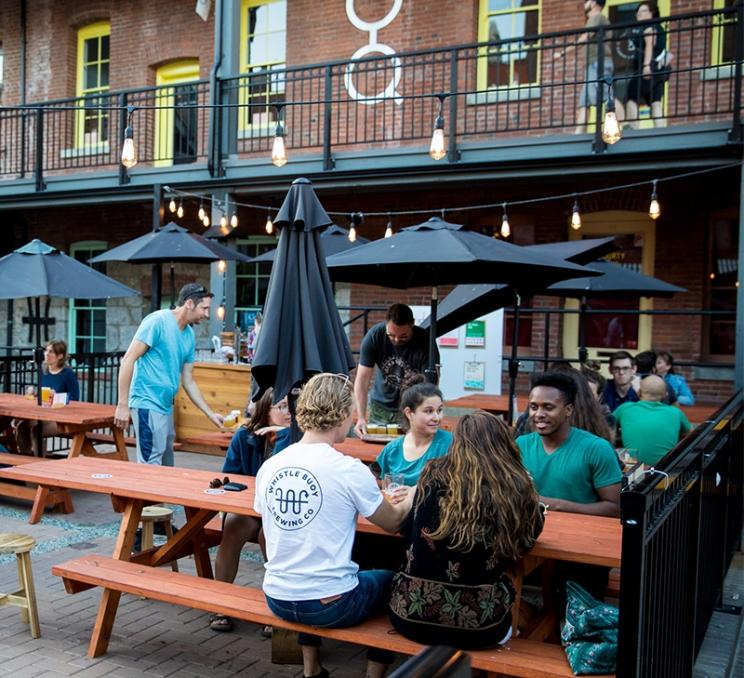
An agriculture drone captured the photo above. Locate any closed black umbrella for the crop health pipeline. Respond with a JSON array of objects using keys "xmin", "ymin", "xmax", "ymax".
[
  {"xmin": 89, "ymin": 222, "xmax": 253, "ymax": 308},
  {"xmin": 251, "ymin": 178, "xmax": 355, "ymax": 442},
  {"xmin": 249, "ymin": 224, "xmax": 369, "ymax": 264}
]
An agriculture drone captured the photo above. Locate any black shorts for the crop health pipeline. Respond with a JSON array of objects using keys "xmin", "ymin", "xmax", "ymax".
[{"xmin": 625, "ymin": 70, "xmax": 666, "ymax": 105}]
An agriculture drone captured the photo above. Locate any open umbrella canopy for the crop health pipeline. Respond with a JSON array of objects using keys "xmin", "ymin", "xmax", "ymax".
[
  {"xmin": 421, "ymin": 237, "xmax": 620, "ymax": 336},
  {"xmin": 251, "ymin": 178, "xmax": 355, "ymax": 418},
  {"xmin": 0, "ymin": 239, "xmax": 139, "ymax": 300},
  {"xmin": 88, "ymin": 222, "xmax": 253, "ymax": 265},
  {"xmin": 249, "ymin": 224, "xmax": 369, "ymax": 264},
  {"xmin": 325, "ymin": 217, "xmax": 594, "ymax": 288}
]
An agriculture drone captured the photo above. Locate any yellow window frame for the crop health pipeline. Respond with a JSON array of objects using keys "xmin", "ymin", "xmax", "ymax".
[
  {"xmin": 476, "ymin": 0, "xmax": 541, "ymax": 92},
  {"xmin": 239, "ymin": 0, "xmax": 286, "ymax": 133},
  {"xmin": 711, "ymin": 0, "xmax": 736, "ymax": 66},
  {"xmin": 154, "ymin": 59, "xmax": 200, "ymax": 167},
  {"xmin": 75, "ymin": 21, "xmax": 111, "ymax": 149}
]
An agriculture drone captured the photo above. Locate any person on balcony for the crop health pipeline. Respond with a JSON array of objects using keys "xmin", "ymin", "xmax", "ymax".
[
  {"xmin": 114, "ymin": 283, "xmax": 224, "ymax": 466},
  {"xmin": 353, "ymin": 304, "xmax": 438, "ymax": 438}
]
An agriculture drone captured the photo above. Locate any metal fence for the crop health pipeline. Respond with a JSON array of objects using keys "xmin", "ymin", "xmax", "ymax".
[
  {"xmin": 0, "ymin": 6, "xmax": 741, "ymax": 184},
  {"xmin": 618, "ymin": 390, "xmax": 743, "ymax": 678}
]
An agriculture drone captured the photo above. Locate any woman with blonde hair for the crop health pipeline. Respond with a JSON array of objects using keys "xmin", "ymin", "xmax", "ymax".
[
  {"xmin": 255, "ymin": 373, "xmax": 412, "ymax": 678},
  {"xmin": 389, "ymin": 411, "xmax": 544, "ymax": 648}
]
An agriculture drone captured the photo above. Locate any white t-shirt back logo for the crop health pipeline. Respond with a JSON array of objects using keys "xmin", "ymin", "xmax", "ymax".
[{"xmin": 265, "ymin": 467, "xmax": 323, "ymax": 531}]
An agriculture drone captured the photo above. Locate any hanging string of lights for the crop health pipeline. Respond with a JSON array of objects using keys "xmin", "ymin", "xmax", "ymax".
[{"xmin": 161, "ymin": 160, "xmax": 741, "ymax": 239}]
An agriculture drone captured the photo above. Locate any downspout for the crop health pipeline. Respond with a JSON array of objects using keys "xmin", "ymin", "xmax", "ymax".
[{"xmin": 207, "ymin": 0, "xmax": 223, "ymax": 177}]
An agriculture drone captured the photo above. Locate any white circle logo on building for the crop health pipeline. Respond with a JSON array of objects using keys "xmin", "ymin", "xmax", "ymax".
[{"xmin": 264, "ymin": 467, "xmax": 323, "ymax": 531}]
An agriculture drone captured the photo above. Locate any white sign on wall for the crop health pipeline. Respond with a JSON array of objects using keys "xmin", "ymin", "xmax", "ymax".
[
  {"xmin": 410, "ymin": 306, "xmax": 504, "ymax": 401},
  {"xmin": 344, "ymin": 0, "xmax": 404, "ymax": 105}
]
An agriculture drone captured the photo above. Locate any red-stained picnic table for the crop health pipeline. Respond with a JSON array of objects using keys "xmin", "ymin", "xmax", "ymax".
[{"xmin": 446, "ymin": 393, "xmax": 527, "ymax": 417}]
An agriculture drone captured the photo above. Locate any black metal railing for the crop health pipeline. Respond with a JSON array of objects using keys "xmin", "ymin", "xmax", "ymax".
[
  {"xmin": 0, "ymin": 6, "xmax": 741, "ymax": 185},
  {"xmin": 617, "ymin": 391, "xmax": 743, "ymax": 678}
]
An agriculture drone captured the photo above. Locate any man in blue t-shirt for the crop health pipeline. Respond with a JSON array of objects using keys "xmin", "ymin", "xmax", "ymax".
[
  {"xmin": 115, "ymin": 283, "xmax": 224, "ymax": 466},
  {"xmin": 517, "ymin": 371, "xmax": 621, "ymax": 517},
  {"xmin": 353, "ymin": 304, "xmax": 438, "ymax": 437},
  {"xmin": 602, "ymin": 350, "xmax": 639, "ymax": 412}
]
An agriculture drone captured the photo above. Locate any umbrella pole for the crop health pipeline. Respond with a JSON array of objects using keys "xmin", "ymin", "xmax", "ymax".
[
  {"xmin": 34, "ymin": 297, "xmax": 45, "ymax": 456},
  {"xmin": 151, "ymin": 264, "xmax": 162, "ymax": 313},
  {"xmin": 507, "ymin": 293, "xmax": 521, "ymax": 426},
  {"xmin": 578, "ymin": 296, "xmax": 588, "ymax": 365},
  {"xmin": 170, "ymin": 263, "xmax": 176, "ymax": 309},
  {"xmin": 288, "ymin": 386, "xmax": 302, "ymax": 444},
  {"xmin": 425, "ymin": 287, "xmax": 438, "ymax": 384}
]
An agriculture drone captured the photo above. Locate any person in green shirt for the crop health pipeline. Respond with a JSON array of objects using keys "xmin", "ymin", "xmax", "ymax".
[
  {"xmin": 517, "ymin": 371, "xmax": 621, "ymax": 518},
  {"xmin": 614, "ymin": 375, "xmax": 692, "ymax": 465}
]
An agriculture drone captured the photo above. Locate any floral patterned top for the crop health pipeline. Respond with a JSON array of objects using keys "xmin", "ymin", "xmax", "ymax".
[{"xmin": 389, "ymin": 481, "xmax": 542, "ymax": 649}]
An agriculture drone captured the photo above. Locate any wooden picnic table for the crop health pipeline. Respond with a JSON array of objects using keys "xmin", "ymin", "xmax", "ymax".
[
  {"xmin": 0, "ymin": 456, "xmax": 620, "ymax": 658},
  {"xmin": 446, "ymin": 393, "xmax": 526, "ymax": 416}
]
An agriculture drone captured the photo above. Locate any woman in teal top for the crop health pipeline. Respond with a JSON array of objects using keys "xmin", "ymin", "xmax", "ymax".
[{"xmin": 376, "ymin": 375, "xmax": 452, "ymax": 486}]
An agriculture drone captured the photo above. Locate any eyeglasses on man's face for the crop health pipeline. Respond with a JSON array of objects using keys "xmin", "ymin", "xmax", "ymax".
[{"xmin": 610, "ymin": 365, "xmax": 633, "ymax": 373}]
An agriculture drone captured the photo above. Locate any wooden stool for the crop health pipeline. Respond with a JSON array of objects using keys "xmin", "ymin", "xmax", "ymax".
[
  {"xmin": 0, "ymin": 533, "xmax": 41, "ymax": 638},
  {"xmin": 140, "ymin": 506, "xmax": 178, "ymax": 572}
]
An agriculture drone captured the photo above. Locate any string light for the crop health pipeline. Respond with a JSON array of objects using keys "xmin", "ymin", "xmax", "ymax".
[
  {"xmin": 230, "ymin": 213, "xmax": 239, "ymax": 228},
  {"xmin": 500, "ymin": 203, "xmax": 510, "ymax": 238},
  {"xmin": 384, "ymin": 214, "xmax": 394, "ymax": 238},
  {"xmin": 348, "ymin": 212, "xmax": 363, "ymax": 242},
  {"xmin": 198, "ymin": 200, "xmax": 206, "ymax": 222},
  {"xmin": 216, "ymin": 304, "xmax": 225, "ymax": 321},
  {"xmin": 429, "ymin": 95, "xmax": 447, "ymax": 161},
  {"xmin": 272, "ymin": 106, "xmax": 288, "ymax": 167},
  {"xmin": 571, "ymin": 197, "xmax": 582, "ymax": 230},
  {"xmin": 217, "ymin": 260, "xmax": 227, "ymax": 274},
  {"xmin": 176, "ymin": 201, "xmax": 184, "ymax": 219},
  {"xmin": 220, "ymin": 213, "xmax": 228, "ymax": 229},
  {"xmin": 265, "ymin": 210, "xmax": 274, "ymax": 234},
  {"xmin": 202, "ymin": 214, "xmax": 210, "ymax": 227},
  {"xmin": 120, "ymin": 105, "xmax": 137, "ymax": 168},
  {"xmin": 601, "ymin": 78, "xmax": 622, "ymax": 145},
  {"xmin": 168, "ymin": 198, "xmax": 177, "ymax": 213},
  {"xmin": 648, "ymin": 180, "xmax": 661, "ymax": 220}
]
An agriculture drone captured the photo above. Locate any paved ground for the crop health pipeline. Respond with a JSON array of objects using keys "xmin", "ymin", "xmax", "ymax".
[{"xmin": 1, "ymin": 445, "xmax": 741, "ymax": 677}]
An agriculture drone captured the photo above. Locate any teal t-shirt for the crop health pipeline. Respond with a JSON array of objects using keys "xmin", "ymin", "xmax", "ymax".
[
  {"xmin": 516, "ymin": 428, "xmax": 622, "ymax": 504},
  {"xmin": 376, "ymin": 428, "xmax": 453, "ymax": 486},
  {"xmin": 614, "ymin": 401, "xmax": 691, "ymax": 465},
  {"xmin": 129, "ymin": 310, "xmax": 195, "ymax": 414}
]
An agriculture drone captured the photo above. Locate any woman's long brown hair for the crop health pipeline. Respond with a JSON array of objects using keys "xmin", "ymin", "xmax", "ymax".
[{"xmin": 416, "ymin": 410, "xmax": 543, "ymax": 561}]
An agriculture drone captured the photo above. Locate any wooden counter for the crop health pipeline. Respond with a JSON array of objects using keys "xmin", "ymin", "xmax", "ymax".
[{"xmin": 174, "ymin": 362, "xmax": 252, "ymax": 449}]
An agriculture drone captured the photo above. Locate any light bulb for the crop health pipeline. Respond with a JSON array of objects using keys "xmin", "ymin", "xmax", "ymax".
[
  {"xmin": 169, "ymin": 198, "xmax": 177, "ymax": 213},
  {"xmin": 265, "ymin": 217, "xmax": 274, "ymax": 234},
  {"xmin": 271, "ymin": 126, "xmax": 287, "ymax": 167},
  {"xmin": 571, "ymin": 200, "xmax": 582, "ymax": 230},
  {"xmin": 203, "ymin": 214, "xmax": 210, "ymax": 227},
  {"xmin": 220, "ymin": 214, "xmax": 228, "ymax": 229},
  {"xmin": 198, "ymin": 205, "xmax": 206, "ymax": 221},
  {"xmin": 217, "ymin": 305, "xmax": 225, "ymax": 321},
  {"xmin": 230, "ymin": 214, "xmax": 238, "ymax": 228},
  {"xmin": 602, "ymin": 111, "xmax": 622, "ymax": 145},
  {"xmin": 649, "ymin": 196, "xmax": 660, "ymax": 220},
  {"xmin": 121, "ymin": 131, "xmax": 137, "ymax": 168},
  {"xmin": 349, "ymin": 226, "xmax": 357, "ymax": 242},
  {"xmin": 217, "ymin": 260, "xmax": 227, "ymax": 274},
  {"xmin": 429, "ymin": 126, "xmax": 446, "ymax": 161},
  {"xmin": 176, "ymin": 203, "xmax": 184, "ymax": 219},
  {"xmin": 384, "ymin": 222, "xmax": 393, "ymax": 238},
  {"xmin": 500, "ymin": 216, "xmax": 511, "ymax": 238}
]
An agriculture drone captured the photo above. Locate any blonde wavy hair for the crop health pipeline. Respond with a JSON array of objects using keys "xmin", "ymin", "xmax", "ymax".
[
  {"xmin": 417, "ymin": 410, "xmax": 543, "ymax": 561},
  {"xmin": 296, "ymin": 373, "xmax": 353, "ymax": 432}
]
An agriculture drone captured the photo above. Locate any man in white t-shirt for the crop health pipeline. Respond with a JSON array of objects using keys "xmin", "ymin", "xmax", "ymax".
[{"xmin": 255, "ymin": 373, "xmax": 411, "ymax": 678}]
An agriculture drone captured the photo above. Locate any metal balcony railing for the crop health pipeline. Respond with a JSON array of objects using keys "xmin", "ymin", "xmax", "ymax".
[{"xmin": 0, "ymin": 6, "xmax": 741, "ymax": 187}]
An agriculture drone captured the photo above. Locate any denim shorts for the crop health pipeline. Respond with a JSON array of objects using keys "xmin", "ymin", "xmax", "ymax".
[{"xmin": 265, "ymin": 569, "xmax": 394, "ymax": 663}]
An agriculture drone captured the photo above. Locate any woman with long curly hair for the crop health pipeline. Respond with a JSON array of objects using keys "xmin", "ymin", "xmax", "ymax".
[{"xmin": 389, "ymin": 411, "xmax": 544, "ymax": 649}]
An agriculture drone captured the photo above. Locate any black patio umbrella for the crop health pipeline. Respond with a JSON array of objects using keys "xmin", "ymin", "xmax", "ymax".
[
  {"xmin": 89, "ymin": 222, "xmax": 253, "ymax": 308},
  {"xmin": 326, "ymin": 217, "xmax": 597, "ymax": 390},
  {"xmin": 248, "ymin": 224, "xmax": 369, "ymax": 264},
  {"xmin": 0, "ymin": 239, "xmax": 138, "ymax": 447},
  {"xmin": 250, "ymin": 178, "xmax": 356, "ymax": 442}
]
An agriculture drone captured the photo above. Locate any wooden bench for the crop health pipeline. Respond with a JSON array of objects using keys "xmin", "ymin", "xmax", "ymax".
[
  {"xmin": 0, "ymin": 452, "xmax": 74, "ymax": 521},
  {"xmin": 53, "ymin": 555, "xmax": 610, "ymax": 678}
]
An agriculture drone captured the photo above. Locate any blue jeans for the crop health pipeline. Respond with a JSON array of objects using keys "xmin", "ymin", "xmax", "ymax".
[{"xmin": 265, "ymin": 569, "xmax": 394, "ymax": 664}]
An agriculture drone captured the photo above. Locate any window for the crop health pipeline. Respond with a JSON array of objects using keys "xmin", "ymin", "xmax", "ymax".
[
  {"xmin": 235, "ymin": 236, "xmax": 276, "ymax": 323},
  {"xmin": 75, "ymin": 22, "xmax": 110, "ymax": 148},
  {"xmin": 705, "ymin": 213, "xmax": 738, "ymax": 359},
  {"xmin": 69, "ymin": 242, "xmax": 108, "ymax": 354},
  {"xmin": 239, "ymin": 0, "xmax": 286, "ymax": 131},
  {"xmin": 477, "ymin": 0, "xmax": 540, "ymax": 90},
  {"xmin": 154, "ymin": 60, "xmax": 200, "ymax": 167},
  {"xmin": 712, "ymin": 0, "xmax": 737, "ymax": 65}
]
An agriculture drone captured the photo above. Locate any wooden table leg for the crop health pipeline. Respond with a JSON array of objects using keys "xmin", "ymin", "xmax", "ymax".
[
  {"xmin": 29, "ymin": 486, "xmax": 48, "ymax": 525},
  {"xmin": 88, "ymin": 499, "xmax": 142, "ymax": 658},
  {"xmin": 184, "ymin": 506, "xmax": 215, "ymax": 579},
  {"xmin": 111, "ymin": 427, "xmax": 129, "ymax": 461}
]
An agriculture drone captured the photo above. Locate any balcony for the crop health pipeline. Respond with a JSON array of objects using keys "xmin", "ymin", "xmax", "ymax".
[{"xmin": 0, "ymin": 6, "xmax": 741, "ymax": 197}]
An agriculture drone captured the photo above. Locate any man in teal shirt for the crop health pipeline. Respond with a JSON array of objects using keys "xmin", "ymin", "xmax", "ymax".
[
  {"xmin": 614, "ymin": 375, "xmax": 692, "ymax": 465},
  {"xmin": 517, "ymin": 371, "xmax": 621, "ymax": 517}
]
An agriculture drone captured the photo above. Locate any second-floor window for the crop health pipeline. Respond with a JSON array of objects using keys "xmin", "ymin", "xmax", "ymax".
[
  {"xmin": 712, "ymin": 0, "xmax": 737, "ymax": 66},
  {"xmin": 478, "ymin": 0, "xmax": 541, "ymax": 90},
  {"xmin": 76, "ymin": 22, "xmax": 111, "ymax": 148},
  {"xmin": 239, "ymin": 0, "xmax": 287, "ymax": 131}
]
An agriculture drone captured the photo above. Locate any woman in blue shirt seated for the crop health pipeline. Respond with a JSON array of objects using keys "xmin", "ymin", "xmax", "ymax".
[
  {"xmin": 655, "ymin": 351, "xmax": 695, "ymax": 406},
  {"xmin": 210, "ymin": 387, "xmax": 291, "ymax": 632},
  {"xmin": 16, "ymin": 340, "xmax": 80, "ymax": 455},
  {"xmin": 376, "ymin": 375, "xmax": 452, "ymax": 486}
]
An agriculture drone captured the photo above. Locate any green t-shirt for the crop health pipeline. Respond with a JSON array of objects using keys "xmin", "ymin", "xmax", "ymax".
[
  {"xmin": 614, "ymin": 401, "xmax": 692, "ymax": 465},
  {"xmin": 376, "ymin": 428, "xmax": 452, "ymax": 486},
  {"xmin": 516, "ymin": 428, "xmax": 622, "ymax": 505}
]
